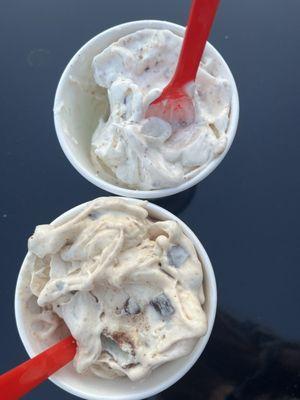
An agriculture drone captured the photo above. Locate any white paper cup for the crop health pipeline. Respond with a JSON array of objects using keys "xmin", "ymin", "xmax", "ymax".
[
  {"xmin": 15, "ymin": 198, "xmax": 217, "ymax": 400},
  {"xmin": 54, "ymin": 20, "xmax": 239, "ymax": 199}
]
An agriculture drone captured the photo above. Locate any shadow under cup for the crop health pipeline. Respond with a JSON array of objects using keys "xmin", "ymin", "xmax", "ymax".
[{"xmin": 15, "ymin": 199, "xmax": 217, "ymax": 400}]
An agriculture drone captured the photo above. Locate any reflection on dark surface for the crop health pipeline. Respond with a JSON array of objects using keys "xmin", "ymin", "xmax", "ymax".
[
  {"xmin": 153, "ymin": 185, "xmax": 197, "ymax": 215},
  {"xmin": 152, "ymin": 310, "xmax": 300, "ymax": 400}
]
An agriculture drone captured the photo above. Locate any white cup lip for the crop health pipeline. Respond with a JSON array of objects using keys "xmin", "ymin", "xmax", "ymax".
[
  {"xmin": 54, "ymin": 19, "xmax": 239, "ymax": 200},
  {"xmin": 15, "ymin": 197, "xmax": 217, "ymax": 400}
]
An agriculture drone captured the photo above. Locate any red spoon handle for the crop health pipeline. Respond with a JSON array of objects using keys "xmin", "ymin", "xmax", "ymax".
[
  {"xmin": 0, "ymin": 336, "xmax": 76, "ymax": 400},
  {"xmin": 171, "ymin": 0, "xmax": 220, "ymax": 87}
]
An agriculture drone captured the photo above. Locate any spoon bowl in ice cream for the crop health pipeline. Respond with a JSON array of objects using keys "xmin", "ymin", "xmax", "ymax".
[{"xmin": 147, "ymin": 87, "xmax": 196, "ymax": 132}]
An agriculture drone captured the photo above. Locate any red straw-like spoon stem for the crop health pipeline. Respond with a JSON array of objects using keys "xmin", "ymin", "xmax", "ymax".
[
  {"xmin": 147, "ymin": 0, "xmax": 221, "ymax": 127},
  {"xmin": 169, "ymin": 0, "xmax": 220, "ymax": 89},
  {"xmin": 0, "ymin": 336, "xmax": 76, "ymax": 400}
]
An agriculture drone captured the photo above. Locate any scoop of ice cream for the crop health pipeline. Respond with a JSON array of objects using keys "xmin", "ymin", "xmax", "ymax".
[
  {"xmin": 91, "ymin": 29, "xmax": 232, "ymax": 190},
  {"xmin": 24, "ymin": 198, "xmax": 207, "ymax": 381}
]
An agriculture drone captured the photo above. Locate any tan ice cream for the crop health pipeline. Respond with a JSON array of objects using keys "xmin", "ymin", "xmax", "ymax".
[
  {"xmin": 91, "ymin": 29, "xmax": 232, "ymax": 190},
  {"xmin": 22, "ymin": 198, "xmax": 207, "ymax": 381}
]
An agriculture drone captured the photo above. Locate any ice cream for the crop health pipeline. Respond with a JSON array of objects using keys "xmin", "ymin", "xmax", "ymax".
[
  {"xmin": 22, "ymin": 198, "xmax": 207, "ymax": 381},
  {"xmin": 91, "ymin": 29, "xmax": 232, "ymax": 190}
]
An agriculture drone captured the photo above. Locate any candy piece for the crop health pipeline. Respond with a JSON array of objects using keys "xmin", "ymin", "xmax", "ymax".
[
  {"xmin": 124, "ymin": 297, "xmax": 141, "ymax": 315},
  {"xmin": 101, "ymin": 334, "xmax": 135, "ymax": 367},
  {"xmin": 150, "ymin": 293, "xmax": 175, "ymax": 317},
  {"xmin": 167, "ymin": 245, "xmax": 189, "ymax": 268}
]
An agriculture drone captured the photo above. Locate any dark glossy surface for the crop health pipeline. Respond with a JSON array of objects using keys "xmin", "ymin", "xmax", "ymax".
[{"xmin": 1, "ymin": 0, "xmax": 300, "ymax": 399}]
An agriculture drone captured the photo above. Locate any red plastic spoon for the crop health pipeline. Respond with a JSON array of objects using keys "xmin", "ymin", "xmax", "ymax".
[
  {"xmin": 0, "ymin": 335, "xmax": 76, "ymax": 400},
  {"xmin": 146, "ymin": 0, "xmax": 220, "ymax": 129}
]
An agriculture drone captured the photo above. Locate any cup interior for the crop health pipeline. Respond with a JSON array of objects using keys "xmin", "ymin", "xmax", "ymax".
[
  {"xmin": 54, "ymin": 20, "xmax": 239, "ymax": 199},
  {"xmin": 15, "ymin": 198, "xmax": 217, "ymax": 400}
]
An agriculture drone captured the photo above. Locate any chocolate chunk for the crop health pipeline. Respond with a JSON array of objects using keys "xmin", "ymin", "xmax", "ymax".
[
  {"xmin": 167, "ymin": 245, "xmax": 189, "ymax": 268},
  {"xmin": 124, "ymin": 297, "xmax": 141, "ymax": 315},
  {"xmin": 101, "ymin": 334, "xmax": 135, "ymax": 366},
  {"xmin": 150, "ymin": 293, "xmax": 175, "ymax": 317},
  {"xmin": 124, "ymin": 363, "xmax": 138, "ymax": 369}
]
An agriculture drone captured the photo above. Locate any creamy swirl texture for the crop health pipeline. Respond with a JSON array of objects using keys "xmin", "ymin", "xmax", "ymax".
[
  {"xmin": 23, "ymin": 198, "xmax": 207, "ymax": 380},
  {"xmin": 91, "ymin": 29, "xmax": 232, "ymax": 190}
]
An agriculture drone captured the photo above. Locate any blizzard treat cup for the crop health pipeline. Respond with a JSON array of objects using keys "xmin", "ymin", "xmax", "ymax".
[
  {"xmin": 54, "ymin": 20, "xmax": 239, "ymax": 199},
  {"xmin": 15, "ymin": 197, "xmax": 217, "ymax": 400}
]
